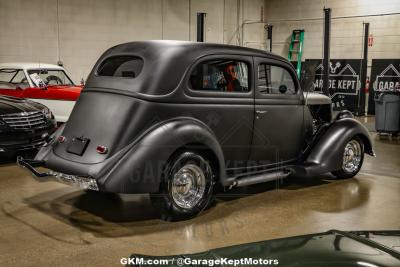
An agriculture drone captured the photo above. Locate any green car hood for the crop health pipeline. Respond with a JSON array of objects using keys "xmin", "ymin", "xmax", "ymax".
[{"xmin": 128, "ymin": 230, "xmax": 400, "ymax": 267}]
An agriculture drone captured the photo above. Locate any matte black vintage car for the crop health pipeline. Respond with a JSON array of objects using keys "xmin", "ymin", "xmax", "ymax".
[
  {"xmin": 18, "ymin": 41, "xmax": 374, "ymax": 220},
  {"xmin": 0, "ymin": 95, "xmax": 56, "ymax": 156}
]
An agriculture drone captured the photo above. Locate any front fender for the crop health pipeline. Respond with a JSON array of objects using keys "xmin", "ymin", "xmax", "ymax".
[
  {"xmin": 95, "ymin": 118, "xmax": 226, "ymax": 193},
  {"xmin": 303, "ymin": 118, "xmax": 374, "ymax": 176}
]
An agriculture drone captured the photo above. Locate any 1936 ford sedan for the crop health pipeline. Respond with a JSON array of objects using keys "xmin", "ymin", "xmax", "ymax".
[{"xmin": 18, "ymin": 41, "xmax": 374, "ymax": 221}]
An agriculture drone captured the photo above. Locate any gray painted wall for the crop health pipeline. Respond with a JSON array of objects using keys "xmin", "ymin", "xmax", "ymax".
[
  {"xmin": 1, "ymin": 0, "xmax": 398, "ymax": 84},
  {"xmin": 265, "ymin": 0, "xmax": 400, "ymax": 62},
  {"xmin": 0, "ymin": 0, "xmax": 265, "ymax": 83}
]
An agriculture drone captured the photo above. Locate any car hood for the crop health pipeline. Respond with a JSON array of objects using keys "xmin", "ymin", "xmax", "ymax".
[
  {"xmin": 128, "ymin": 230, "xmax": 400, "ymax": 267},
  {"xmin": 0, "ymin": 95, "xmax": 45, "ymax": 115},
  {"xmin": 304, "ymin": 92, "xmax": 332, "ymax": 105}
]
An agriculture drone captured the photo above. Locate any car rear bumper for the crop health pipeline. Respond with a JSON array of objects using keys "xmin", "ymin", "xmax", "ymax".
[{"xmin": 17, "ymin": 157, "xmax": 99, "ymax": 191}]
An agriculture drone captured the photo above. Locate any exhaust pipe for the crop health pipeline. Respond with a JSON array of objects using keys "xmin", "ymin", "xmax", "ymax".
[{"xmin": 233, "ymin": 170, "xmax": 291, "ymax": 188}]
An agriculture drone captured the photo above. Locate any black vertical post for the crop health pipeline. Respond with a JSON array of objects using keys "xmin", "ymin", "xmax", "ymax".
[
  {"xmin": 266, "ymin": 24, "xmax": 273, "ymax": 52},
  {"xmin": 197, "ymin": 13, "xmax": 206, "ymax": 42},
  {"xmin": 358, "ymin": 22, "xmax": 369, "ymax": 116},
  {"xmin": 322, "ymin": 8, "xmax": 331, "ymax": 96}
]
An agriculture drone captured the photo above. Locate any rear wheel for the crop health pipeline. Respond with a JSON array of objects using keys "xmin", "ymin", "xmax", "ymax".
[
  {"xmin": 150, "ymin": 151, "xmax": 215, "ymax": 221},
  {"xmin": 332, "ymin": 137, "xmax": 364, "ymax": 179}
]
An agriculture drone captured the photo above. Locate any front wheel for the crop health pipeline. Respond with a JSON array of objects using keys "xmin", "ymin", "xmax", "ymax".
[
  {"xmin": 332, "ymin": 136, "xmax": 364, "ymax": 179},
  {"xmin": 150, "ymin": 151, "xmax": 215, "ymax": 221}
]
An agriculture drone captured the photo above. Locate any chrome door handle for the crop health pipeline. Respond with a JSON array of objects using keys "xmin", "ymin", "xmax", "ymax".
[{"xmin": 256, "ymin": 110, "xmax": 267, "ymax": 114}]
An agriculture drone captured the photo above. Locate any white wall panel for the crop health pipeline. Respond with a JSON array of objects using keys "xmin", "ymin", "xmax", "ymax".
[{"xmin": 0, "ymin": 0, "xmax": 267, "ymax": 82}]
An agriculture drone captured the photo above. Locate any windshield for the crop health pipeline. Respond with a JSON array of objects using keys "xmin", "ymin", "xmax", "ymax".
[
  {"xmin": 27, "ymin": 69, "xmax": 74, "ymax": 87},
  {"xmin": 0, "ymin": 69, "xmax": 30, "ymax": 89}
]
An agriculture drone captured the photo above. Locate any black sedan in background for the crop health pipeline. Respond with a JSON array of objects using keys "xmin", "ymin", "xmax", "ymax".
[{"xmin": 0, "ymin": 96, "xmax": 56, "ymax": 158}]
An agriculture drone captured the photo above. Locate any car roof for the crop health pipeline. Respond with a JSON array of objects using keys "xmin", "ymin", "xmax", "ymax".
[
  {"xmin": 98, "ymin": 40, "xmax": 285, "ymax": 63},
  {"xmin": 85, "ymin": 40, "xmax": 289, "ymax": 97},
  {"xmin": 0, "ymin": 62, "xmax": 65, "ymax": 70}
]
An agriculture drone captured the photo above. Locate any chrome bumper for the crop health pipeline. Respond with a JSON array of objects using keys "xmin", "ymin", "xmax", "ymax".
[{"xmin": 17, "ymin": 157, "xmax": 99, "ymax": 191}]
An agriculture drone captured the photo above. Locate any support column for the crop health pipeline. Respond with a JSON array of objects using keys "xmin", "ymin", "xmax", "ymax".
[
  {"xmin": 322, "ymin": 8, "xmax": 331, "ymax": 96},
  {"xmin": 266, "ymin": 24, "xmax": 273, "ymax": 52},
  {"xmin": 358, "ymin": 22, "xmax": 369, "ymax": 116},
  {"xmin": 197, "ymin": 13, "xmax": 206, "ymax": 42}
]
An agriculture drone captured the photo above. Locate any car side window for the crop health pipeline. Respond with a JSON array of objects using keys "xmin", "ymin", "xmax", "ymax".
[
  {"xmin": 0, "ymin": 69, "xmax": 30, "ymax": 89},
  {"xmin": 27, "ymin": 70, "xmax": 74, "ymax": 86},
  {"xmin": 189, "ymin": 59, "xmax": 249, "ymax": 92},
  {"xmin": 258, "ymin": 64, "xmax": 296, "ymax": 95}
]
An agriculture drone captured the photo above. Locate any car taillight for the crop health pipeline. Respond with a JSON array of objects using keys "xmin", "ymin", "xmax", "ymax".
[
  {"xmin": 96, "ymin": 145, "xmax": 108, "ymax": 154},
  {"xmin": 58, "ymin": 136, "xmax": 66, "ymax": 143}
]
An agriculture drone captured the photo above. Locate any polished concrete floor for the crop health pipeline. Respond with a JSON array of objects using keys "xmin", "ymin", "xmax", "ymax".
[{"xmin": 0, "ymin": 117, "xmax": 399, "ymax": 266}]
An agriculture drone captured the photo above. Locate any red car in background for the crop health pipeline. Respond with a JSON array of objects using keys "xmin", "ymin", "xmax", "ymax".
[{"xmin": 0, "ymin": 63, "xmax": 82, "ymax": 122}]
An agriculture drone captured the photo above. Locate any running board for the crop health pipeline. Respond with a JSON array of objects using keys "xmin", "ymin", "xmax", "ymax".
[{"xmin": 232, "ymin": 171, "xmax": 291, "ymax": 188}]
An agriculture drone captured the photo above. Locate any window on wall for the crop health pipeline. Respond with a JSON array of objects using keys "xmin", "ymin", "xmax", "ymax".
[
  {"xmin": 258, "ymin": 64, "xmax": 296, "ymax": 95},
  {"xmin": 189, "ymin": 59, "xmax": 249, "ymax": 92}
]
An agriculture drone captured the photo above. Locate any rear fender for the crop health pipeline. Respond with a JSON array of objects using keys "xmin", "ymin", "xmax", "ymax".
[
  {"xmin": 35, "ymin": 124, "xmax": 65, "ymax": 161},
  {"xmin": 95, "ymin": 118, "xmax": 226, "ymax": 193}
]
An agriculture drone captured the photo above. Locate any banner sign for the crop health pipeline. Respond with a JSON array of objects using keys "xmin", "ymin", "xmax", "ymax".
[
  {"xmin": 368, "ymin": 59, "xmax": 400, "ymax": 114},
  {"xmin": 301, "ymin": 59, "xmax": 362, "ymax": 111}
]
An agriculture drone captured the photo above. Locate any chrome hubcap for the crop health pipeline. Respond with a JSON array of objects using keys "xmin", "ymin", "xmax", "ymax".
[
  {"xmin": 342, "ymin": 140, "xmax": 362, "ymax": 173},
  {"xmin": 171, "ymin": 164, "xmax": 206, "ymax": 209}
]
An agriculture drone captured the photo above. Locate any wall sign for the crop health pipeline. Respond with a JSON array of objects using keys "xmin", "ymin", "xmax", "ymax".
[
  {"xmin": 301, "ymin": 59, "xmax": 363, "ymax": 111},
  {"xmin": 368, "ymin": 59, "xmax": 400, "ymax": 114},
  {"xmin": 368, "ymin": 34, "xmax": 374, "ymax": 47}
]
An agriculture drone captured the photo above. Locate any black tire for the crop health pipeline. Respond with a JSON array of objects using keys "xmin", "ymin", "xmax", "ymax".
[
  {"xmin": 150, "ymin": 151, "xmax": 215, "ymax": 221},
  {"xmin": 331, "ymin": 136, "xmax": 364, "ymax": 179}
]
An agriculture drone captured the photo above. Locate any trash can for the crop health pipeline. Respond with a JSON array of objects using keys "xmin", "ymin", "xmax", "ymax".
[{"xmin": 374, "ymin": 90, "xmax": 400, "ymax": 134}]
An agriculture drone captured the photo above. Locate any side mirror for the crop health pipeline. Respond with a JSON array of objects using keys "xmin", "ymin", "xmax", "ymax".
[{"xmin": 38, "ymin": 81, "xmax": 48, "ymax": 90}]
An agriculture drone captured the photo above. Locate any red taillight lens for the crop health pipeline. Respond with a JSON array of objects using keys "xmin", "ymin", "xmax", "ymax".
[
  {"xmin": 58, "ymin": 136, "xmax": 66, "ymax": 143},
  {"xmin": 96, "ymin": 145, "xmax": 108, "ymax": 154}
]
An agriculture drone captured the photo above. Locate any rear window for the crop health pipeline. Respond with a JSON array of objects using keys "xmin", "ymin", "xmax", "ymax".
[{"xmin": 97, "ymin": 56, "xmax": 144, "ymax": 78}]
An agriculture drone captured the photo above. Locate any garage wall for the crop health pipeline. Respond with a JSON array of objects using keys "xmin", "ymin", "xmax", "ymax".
[
  {"xmin": 0, "ymin": 0, "xmax": 59, "ymax": 66},
  {"xmin": 265, "ymin": 0, "xmax": 400, "ymax": 61},
  {"xmin": 0, "ymin": 0, "xmax": 266, "ymax": 83}
]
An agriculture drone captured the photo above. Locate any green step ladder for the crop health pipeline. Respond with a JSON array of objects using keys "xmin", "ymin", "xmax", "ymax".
[{"xmin": 287, "ymin": 29, "xmax": 305, "ymax": 78}]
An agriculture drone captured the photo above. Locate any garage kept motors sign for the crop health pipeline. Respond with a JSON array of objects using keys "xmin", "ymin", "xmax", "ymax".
[
  {"xmin": 301, "ymin": 59, "xmax": 362, "ymax": 111},
  {"xmin": 367, "ymin": 59, "xmax": 400, "ymax": 114}
]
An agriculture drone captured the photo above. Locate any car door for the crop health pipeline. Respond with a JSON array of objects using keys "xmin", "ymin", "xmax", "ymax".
[
  {"xmin": 0, "ymin": 86, "xmax": 24, "ymax": 98},
  {"xmin": 21, "ymin": 69, "xmax": 50, "ymax": 100},
  {"xmin": 249, "ymin": 57, "xmax": 305, "ymax": 167},
  {"xmin": 184, "ymin": 55, "xmax": 255, "ymax": 169},
  {"xmin": 21, "ymin": 87, "xmax": 49, "ymax": 100}
]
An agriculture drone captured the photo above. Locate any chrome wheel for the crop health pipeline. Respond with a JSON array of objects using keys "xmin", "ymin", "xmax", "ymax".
[
  {"xmin": 170, "ymin": 164, "xmax": 206, "ymax": 209},
  {"xmin": 150, "ymin": 151, "xmax": 215, "ymax": 221},
  {"xmin": 342, "ymin": 140, "xmax": 362, "ymax": 173}
]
